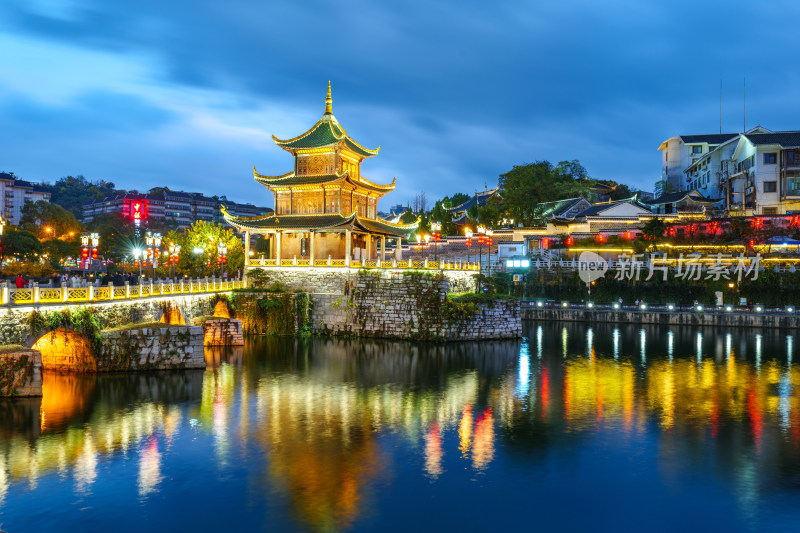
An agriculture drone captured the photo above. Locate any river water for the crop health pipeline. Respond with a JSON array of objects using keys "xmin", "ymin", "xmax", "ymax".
[{"xmin": 2, "ymin": 323, "xmax": 800, "ymax": 532}]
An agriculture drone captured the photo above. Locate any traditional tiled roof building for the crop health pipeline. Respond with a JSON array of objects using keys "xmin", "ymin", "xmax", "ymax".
[{"xmin": 223, "ymin": 83, "xmax": 418, "ymax": 266}]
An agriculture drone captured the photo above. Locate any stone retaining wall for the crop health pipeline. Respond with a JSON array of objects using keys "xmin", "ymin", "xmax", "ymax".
[
  {"xmin": 522, "ymin": 307, "xmax": 800, "ymax": 328},
  {"xmin": 99, "ymin": 326, "xmax": 205, "ymax": 371},
  {"xmin": 249, "ymin": 266, "xmax": 476, "ymax": 295},
  {"xmin": 311, "ymin": 271, "xmax": 520, "ymax": 340},
  {"xmin": 0, "ymin": 350, "xmax": 42, "ymax": 397}
]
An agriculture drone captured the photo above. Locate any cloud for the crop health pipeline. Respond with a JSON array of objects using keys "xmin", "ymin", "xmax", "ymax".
[{"xmin": 1, "ymin": 0, "xmax": 800, "ymax": 204}]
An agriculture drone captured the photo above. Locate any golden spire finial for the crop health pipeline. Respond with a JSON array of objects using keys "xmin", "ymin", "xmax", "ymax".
[{"xmin": 325, "ymin": 81, "xmax": 332, "ymax": 114}]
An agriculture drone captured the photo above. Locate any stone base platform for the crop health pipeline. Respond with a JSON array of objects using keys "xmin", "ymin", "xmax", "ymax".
[{"xmin": 0, "ymin": 349, "xmax": 42, "ymax": 397}]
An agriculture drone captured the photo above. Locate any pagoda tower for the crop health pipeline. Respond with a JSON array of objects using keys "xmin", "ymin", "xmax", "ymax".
[{"xmin": 223, "ymin": 82, "xmax": 418, "ymax": 268}]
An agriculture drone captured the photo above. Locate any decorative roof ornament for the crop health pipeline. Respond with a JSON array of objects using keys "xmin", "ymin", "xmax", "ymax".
[{"xmin": 325, "ymin": 80, "xmax": 333, "ymax": 115}]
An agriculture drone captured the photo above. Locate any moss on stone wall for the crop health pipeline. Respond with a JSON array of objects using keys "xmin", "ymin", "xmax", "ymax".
[
  {"xmin": 0, "ymin": 353, "xmax": 34, "ymax": 396},
  {"xmin": 229, "ymin": 291, "xmax": 308, "ymax": 336}
]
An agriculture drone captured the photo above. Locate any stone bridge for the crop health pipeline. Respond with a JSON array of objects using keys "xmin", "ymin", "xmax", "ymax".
[
  {"xmin": 0, "ymin": 292, "xmax": 224, "ymax": 348},
  {"xmin": 0, "ymin": 292, "xmax": 239, "ymax": 388}
]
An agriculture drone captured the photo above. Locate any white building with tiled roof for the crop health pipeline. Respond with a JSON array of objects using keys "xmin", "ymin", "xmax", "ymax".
[{"xmin": 659, "ymin": 127, "xmax": 800, "ymax": 215}]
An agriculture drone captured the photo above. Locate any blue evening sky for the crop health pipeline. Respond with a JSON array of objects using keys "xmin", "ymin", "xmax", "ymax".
[{"xmin": 1, "ymin": 0, "xmax": 799, "ymax": 208}]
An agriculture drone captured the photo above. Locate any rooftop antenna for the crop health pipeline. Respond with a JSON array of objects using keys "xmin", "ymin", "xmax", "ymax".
[
  {"xmin": 719, "ymin": 79, "xmax": 722, "ymax": 134},
  {"xmin": 743, "ymin": 77, "xmax": 746, "ymax": 133}
]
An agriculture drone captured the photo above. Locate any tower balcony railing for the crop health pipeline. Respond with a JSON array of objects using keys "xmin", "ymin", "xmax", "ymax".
[
  {"xmin": 1, "ymin": 277, "xmax": 245, "ymax": 306},
  {"xmin": 245, "ymin": 257, "xmax": 479, "ymax": 271}
]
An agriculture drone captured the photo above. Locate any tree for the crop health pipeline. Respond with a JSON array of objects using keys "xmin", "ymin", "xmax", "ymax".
[
  {"xmin": 440, "ymin": 193, "xmax": 470, "ymax": 209},
  {"xmin": 412, "ymin": 191, "xmax": 429, "ymax": 214},
  {"xmin": 497, "ymin": 161, "xmax": 557, "ymax": 226},
  {"xmin": 174, "ymin": 221, "xmax": 244, "ymax": 277},
  {"xmin": 638, "ymin": 217, "xmax": 667, "ymax": 250},
  {"xmin": 43, "ymin": 239, "xmax": 79, "ymax": 267},
  {"xmin": 39, "ymin": 175, "xmax": 118, "ymax": 218},
  {"xmin": 475, "ymin": 194, "xmax": 503, "ymax": 227},
  {"xmin": 654, "ymin": 179, "xmax": 673, "ymax": 197},
  {"xmin": 19, "ymin": 200, "xmax": 83, "ymax": 241},
  {"xmin": 428, "ymin": 201, "xmax": 456, "ymax": 236},
  {"xmin": 1, "ymin": 228, "xmax": 43, "ymax": 262},
  {"xmin": 554, "ymin": 159, "xmax": 589, "ymax": 181}
]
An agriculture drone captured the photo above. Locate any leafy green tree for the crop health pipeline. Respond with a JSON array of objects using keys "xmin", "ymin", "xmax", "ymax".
[
  {"xmin": 43, "ymin": 239, "xmax": 79, "ymax": 268},
  {"xmin": 20, "ymin": 200, "xmax": 83, "ymax": 240},
  {"xmin": 440, "ymin": 193, "xmax": 470, "ymax": 209},
  {"xmin": 638, "ymin": 217, "xmax": 667, "ymax": 250},
  {"xmin": 174, "ymin": 221, "xmax": 244, "ymax": 277},
  {"xmin": 497, "ymin": 161, "xmax": 557, "ymax": 226},
  {"xmin": 1, "ymin": 228, "xmax": 43, "ymax": 262},
  {"xmin": 554, "ymin": 159, "xmax": 589, "ymax": 181},
  {"xmin": 40, "ymin": 175, "xmax": 117, "ymax": 218},
  {"xmin": 428, "ymin": 201, "xmax": 456, "ymax": 236}
]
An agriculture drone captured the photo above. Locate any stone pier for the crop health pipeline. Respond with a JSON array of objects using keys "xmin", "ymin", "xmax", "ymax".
[{"xmin": 0, "ymin": 349, "xmax": 42, "ymax": 397}]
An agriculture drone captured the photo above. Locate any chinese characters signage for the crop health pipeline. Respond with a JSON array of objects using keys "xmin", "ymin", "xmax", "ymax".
[
  {"xmin": 124, "ymin": 198, "xmax": 149, "ymax": 221},
  {"xmin": 575, "ymin": 251, "xmax": 762, "ymax": 284}
]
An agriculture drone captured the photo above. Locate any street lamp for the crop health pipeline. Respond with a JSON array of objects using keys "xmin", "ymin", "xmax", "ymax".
[
  {"xmin": 217, "ymin": 242, "xmax": 228, "ymax": 278},
  {"xmin": 431, "ymin": 221, "xmax": 442, "ymax": 263},
  {"xmin": 89, "ymin": 232, "xmax": 100, "ymax": 270},
  {"xmin": 145, "ymin": 231, "xmax": 162, "ymax": 278},
  {"xmin": 80, "ymin": 234, "xmax": 90, "ymax": 270},
  {"xmin": 168, "ymin": 242, "xmax": 181, "ymax": 278},
  {"xmin": 464, "ymin": 228, "xmax": 473, "ymax": 265},
  {"xmin": 133, "ymin": 248, "xmax": 143, "ymax": 277}
]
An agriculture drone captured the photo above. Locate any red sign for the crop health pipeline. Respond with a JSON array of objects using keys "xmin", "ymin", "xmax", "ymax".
[{"xmin": 124, "ymin": 198, "xmax": 149, "ymax": 221}]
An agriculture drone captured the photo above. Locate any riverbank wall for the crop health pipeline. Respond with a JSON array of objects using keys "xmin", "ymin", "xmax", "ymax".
[
  {"xmin": 522, "ymin": 307, "xmax": 800, "ymax": 328},
  {"xmin": 34, "ymin": 325, "xmax": 205, "ymax": 373},
  {"xmin": 236, "ymin": 269, "xmax": 521, "ymax": 341}
]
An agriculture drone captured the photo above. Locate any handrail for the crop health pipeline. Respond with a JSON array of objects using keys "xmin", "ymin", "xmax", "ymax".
[
  {"xmin": 0, "ymin": 278, "xmax": 246, "ymax": 306},
  {"xmin": 245, "ymin": 258, "xmax": 479, "ymax": 271}
]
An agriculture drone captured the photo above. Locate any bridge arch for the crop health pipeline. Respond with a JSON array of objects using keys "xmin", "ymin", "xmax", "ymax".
[
  {"xmin": 30, "ymin": 328, "xmax": 97, "ymax": 373},
  {"xmin": 158, "ymin": 301, "xmax": 186, "ymax": 325}
]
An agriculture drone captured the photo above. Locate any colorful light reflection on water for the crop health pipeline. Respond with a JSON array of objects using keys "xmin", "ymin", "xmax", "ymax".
[{"xmin": 2, "ymin": 325, "xmax": 800, "ymax": 531}]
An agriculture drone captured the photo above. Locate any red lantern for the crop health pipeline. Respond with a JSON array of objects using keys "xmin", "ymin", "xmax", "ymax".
[
  {"xmin": 81, "ymin": 247, "xmax": 89, "ymax": 259},
  {"xmin": 595, "ymin": 234, "xmax": 606, "ymax": 243},
  {"xmin": 565, "ymin": 236, "xmax": 574, "ymax": 246},
  {"xmin": 465, "ymin": 238, "xmax": 472, "ymax": 247},
  {"xmin": 749, "ymin": 239, "xmax": 755, "ymax": 249},
  {"xmin": 477, "ymin": 234, "xmax": 484, "ymax": 245},
  {"xmin": 486, "ymin": 237, "xmax": 493, "ymax": 246},
  {"xmin": 541, "ymin": 238, "xmax": 549, "ymax": 249},
  {"xmin": 91, "ymin": 248, "xmax": 98, "ymax": 260}
]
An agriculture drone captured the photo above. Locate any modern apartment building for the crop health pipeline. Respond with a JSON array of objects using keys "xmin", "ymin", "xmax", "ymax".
[
  {"xmin": 658, "ymin": 127, "xmax": 800, "ymax": 215},
  {"xmin": 82, "ymin": 188, "xmax": 271, "ymax": 229},
  {"xmin": 658, "ymin": 133, "xmax": 739, "ymax": 193},
  {"xmin": 0, "ymin": 172, "xmax": 51, "ymax": 225}
]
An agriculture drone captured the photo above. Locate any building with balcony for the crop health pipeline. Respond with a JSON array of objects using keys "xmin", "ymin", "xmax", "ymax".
[
  {"xmin": 658, "ymin": 133, "xmax": 740, "ymax": 193},
  {"xmin": 659, "ymin": 127, "xmax": 800, "ymax": 215},
  {"xmin": 0, "ymin": 173, "xmax": 51, "ymax": 225}
]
